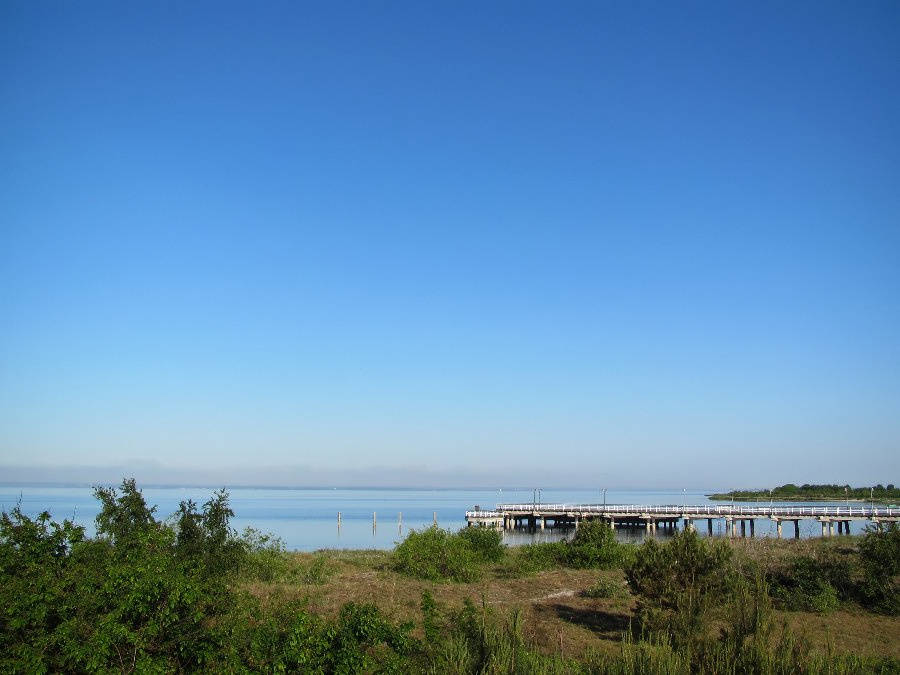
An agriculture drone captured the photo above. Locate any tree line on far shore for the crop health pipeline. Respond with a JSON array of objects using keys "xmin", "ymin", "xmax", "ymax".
[{"xmin": 710, "ymin": 483, "xmax": 899, "ymax": 502}]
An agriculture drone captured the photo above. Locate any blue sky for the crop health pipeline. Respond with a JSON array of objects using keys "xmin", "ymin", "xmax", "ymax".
[{"xmin": 1, "ymin": 2, "xmax": 898, "ymax": 490}]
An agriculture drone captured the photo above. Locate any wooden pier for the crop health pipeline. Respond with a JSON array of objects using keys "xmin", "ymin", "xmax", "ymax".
[{"xmin": 465, "ymin": 503, "xmax": 900, "ymax": 538}]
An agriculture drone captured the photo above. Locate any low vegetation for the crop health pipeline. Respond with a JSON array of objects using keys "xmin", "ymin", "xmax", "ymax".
[
  {"xmin": 710, "ymin": 482, "xmax": 900, "ymax": 503},
  {"xmin": 2, "ymin": 478, "xmax": 898, "ymax": 673}
]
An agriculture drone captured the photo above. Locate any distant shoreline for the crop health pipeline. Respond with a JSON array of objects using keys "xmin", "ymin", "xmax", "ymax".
[{"xmin": 709, "ymin": 483, "xmax": 898, "ymax": 504}]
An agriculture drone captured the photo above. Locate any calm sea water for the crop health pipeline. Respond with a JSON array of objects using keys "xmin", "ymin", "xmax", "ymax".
[{"xmin": 0, "ymin": 484, "xmax": 875, "ymax": 551}]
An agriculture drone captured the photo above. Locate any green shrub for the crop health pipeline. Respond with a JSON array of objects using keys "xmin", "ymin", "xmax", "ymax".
[
  {"xmin": 212, "ymin": 596, "xmax": 419, "ymax": 672},
  {"xmin": 239, "ymin": 526, "xmax": 289, "ymax": 582},
  {"xmin": 565, "ymin": 519, "xmax": 629, "ymax": 569},
  {"xmin": 626, "ymin": 529, "xmax": 735, "ymax": 647},
  {"xmin": 457, "ymin": 525, "xmax": 506, "ymax": 563},
  {"xmin": 173, "ymin": 488, "xmax": 247, "ymax": 578},
  {"xmin": 772, "ymin": 556, "xmax": 841, "ymax": 614},
  {"xmin": 582, "ymin": 576, "xmax": 629, "ymax": 599},
  {"xmin": 391, "ymin": 527, "xmax": 481, "ymax": 582},
  {"xmin": 510, "ymin": 541, "xmax": 567, "ymax": 575},
  {"xmin": 858, "ymin": 523, "xmax": 900, "ymax": 615}
]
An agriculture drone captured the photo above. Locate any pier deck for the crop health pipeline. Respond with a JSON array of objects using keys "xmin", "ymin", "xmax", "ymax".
[{"xmin": 465, "ymin": 503, "xmax": 900, "ymax": 538}]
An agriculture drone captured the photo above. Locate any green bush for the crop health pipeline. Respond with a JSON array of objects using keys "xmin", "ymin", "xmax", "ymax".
[
  {"xmin": 505, "ymin": 541, "xmax": 566, "ymax": 576},
  {"xmin": 626, "ymin": 529, "xmax": 735, "ymax": 647},
  {"xmin": 457, "ymin": 525, "xmax": 506, "ymax": 563},
  {"xmin": 565, "ymin": 519, "xmax": 629, "ymax": 569},
  {"xmin": 238, "ymin": 526, "xmax": 290, "ymax": 582},
  {"xmin": 582, "ymin": 576, "xmax": 629, "ymax": 599},
  {"xmin": 173, "ymin": 488, "xmax": 247, "ymax": 578},
  {"xmin": 858, "ymin": 523, "xmax": 900, "ymax": 615},
  {"xmin": 772, "ymin": 556, "xmax": 841, "ymax": 613},
  {"xmin": 391, "ymin": 527, "xmax": 481, "ymax": 582},
  {"xmin": 211, "ymin": 595, "xmax": 419, "ymax": 672}
]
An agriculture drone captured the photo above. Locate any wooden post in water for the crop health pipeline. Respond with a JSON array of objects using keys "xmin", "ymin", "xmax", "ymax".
[
  {"xmin": 338, "ymin": 511, "xmax": 342, "ymax": 530},
  {"xmin": 433, "ymin": 511, "xmax": 437, "ymax": 527},
  {"xmin": 399, "ymin": 511, "xmax": 402, "ymax": 533},
  {"xmin": 373, "ymin": 511, "xmax": 377, "ymax": 532}
]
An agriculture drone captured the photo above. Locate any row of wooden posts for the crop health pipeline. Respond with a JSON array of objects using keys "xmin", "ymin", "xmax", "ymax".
[{"xmin": 337, "ymin": 511, "xmax": 438, "ymax": 531}]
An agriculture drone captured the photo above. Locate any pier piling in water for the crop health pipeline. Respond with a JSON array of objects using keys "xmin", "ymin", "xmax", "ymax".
[{"xmin": 465, "ymin": 503, "xmax": 899, "ymax": 538}]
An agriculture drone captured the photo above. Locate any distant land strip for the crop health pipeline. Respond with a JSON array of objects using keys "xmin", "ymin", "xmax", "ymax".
[
  {"xmin": 709, "ymin": 483, "xmax": 899, "ymax": 503},
  {"xmin": 708, "ymin": 483, "xmax": 900, "ymax": 503}
]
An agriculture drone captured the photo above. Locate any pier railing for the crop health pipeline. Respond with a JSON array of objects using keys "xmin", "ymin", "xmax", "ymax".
[{"xmin": 466, "ymin": 504, "xmax": 899, "ymax": 519}]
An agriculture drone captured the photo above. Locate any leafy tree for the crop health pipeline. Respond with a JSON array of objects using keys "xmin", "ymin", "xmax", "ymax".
[
  {"xmin": 0, "ymin": 508, "xmax": 85, "ymax": 672},
  {"xmin": 94, "ymin": 478, "xmax": 159, "ymax": 551},
  {"xmin": 174, "ymin": 488, "xmax": 246, "ymax": 578}
]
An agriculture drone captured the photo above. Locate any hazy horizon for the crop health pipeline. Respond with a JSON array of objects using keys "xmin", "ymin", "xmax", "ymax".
[{"xmin": 0, "ymin": 461, "xmax": 889, "ymax": 495}]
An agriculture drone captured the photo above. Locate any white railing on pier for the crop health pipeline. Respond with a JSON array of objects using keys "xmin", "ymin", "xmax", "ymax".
[{"xmin": 465, "ymin": 504, "xmax": 899, "ymax": 519}]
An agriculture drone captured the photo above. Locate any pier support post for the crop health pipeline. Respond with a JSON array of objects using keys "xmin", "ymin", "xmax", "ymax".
[
  {"xmin": 707, "ymin": 519, "xmax": 713, "ymax": 536},
  {"xmin": 794, "ymin": 520, "xmax": 800, "ymax": 539},
  {"xmin": 741, "ymin": 520, "xmax": 746, "ymax": 538},
  {"xmin": 775, "ymin": 519, "xmax": 782, "ymax": 539},
  {"xmin": 750, "ymin": 519, "xmax": 755, "ymax": 537},
  {"xmin": 821, "ymin": 520, "xmax": 827, "ymax": 537}
]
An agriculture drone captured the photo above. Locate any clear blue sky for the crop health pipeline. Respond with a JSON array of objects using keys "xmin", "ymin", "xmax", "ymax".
[{"xmin": 1, "ymin": 2, "xmax": 898, "ymax": 490}]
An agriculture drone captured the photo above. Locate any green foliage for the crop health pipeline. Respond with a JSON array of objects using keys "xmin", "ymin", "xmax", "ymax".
[
  {"xmin": 626, "ymin": 529, "xmax": 735, "ymax": 647},
  {"xmin": 771, "ymin": 556, "xmax": 841, "ymax": 613},
  {"xmin": 237, "ymin": 526, "xmax": 290, "ymax": 582},
  {"xmin": 0, "ymin": 507, "xmax": 85, "ymax": 673},
  {"xmin": 427, "ymin": 598, "xmax": 580, "ymax": 674},
  {"xmin": 391, "ymin": 527, "xmax": 483, "ymax": 582},
  {"xmin": 858, "ymin": 523, "xmax": 900, "ymax": 614},
  {"xmin": 457, "ymin": 524, "xmax": 506, "ymax": 563},
  {"xmin": 94, "ymin": 478, "xmax": 159, "ymax": 550},
  {"xmin": 212, "ymin": 595, "xmax": 418, "ymax": 673},
  {"xmin": 5, "ymin": 481, "xmax": 900, "ymax": 674},
  {"xmin": 565, "ymin": 519, "xmax": 630, "ymax": 569},
  {"xmin": 711, "ymin": 482, "xmax": 900, "ymax": 502},
  {"xmin": 174, "ymin": 488, "xmax": 247, "ymax": 578},
  {"xmin": 512, "ymin": 541, "xmax": 567, "ymax": 574},
  {"xmin": 421, "ymin": 591, "xmax": 441, "ymax": 645},
  {"xmin": 587, "ymin": 627, "xmax": 896, "ymax": 675},
  {"xmin": 582, "ymin": 576, "xmax": 629, "ymax": 599}
]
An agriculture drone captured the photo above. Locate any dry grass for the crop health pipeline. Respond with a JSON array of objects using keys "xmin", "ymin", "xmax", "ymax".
[{"xmin": 240, "ymin": 541, "xmax": 900, "ymax": 663}]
